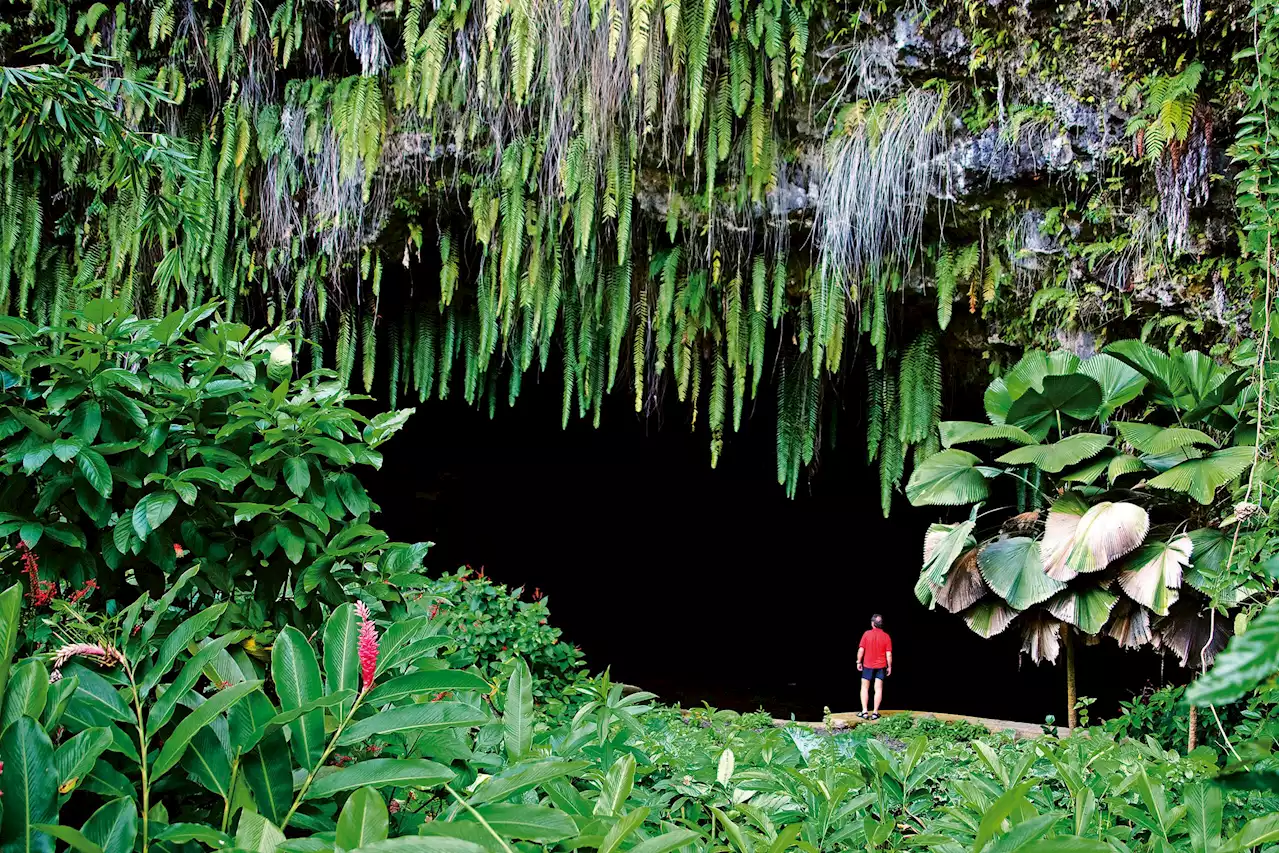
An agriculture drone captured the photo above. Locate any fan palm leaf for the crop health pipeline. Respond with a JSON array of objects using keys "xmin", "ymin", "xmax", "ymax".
[
  {"xmin": 1045, "ymin": 584, "xmax": 1119, "ymax": 634},
  {"xmin": 1114, "ymin": 422, "xmax": 1219, "ymax": 455},
  {"xmin": 1041, "ymin": 492, "xmax": 1090, "ymax": 581},
  {"xmin": 1020, "ymin": 613, "xmax": 1063, "ymax": 664},
  {"xmin": 938, "ymin": 421, "xmax": 1036, "ymax": 448},
  {"xmin": 962, "ymin": 600, "xmax": 1018, "ymax": 638},
  {"xmin": 977, "ymin": 537, "xmax": 1065, "ymax": 609},
  {"xmin": 905, "ymin": 449, "xmax": 990, "ymax": 506},
  {"xmin": 1105, "ymin": 599, "xmax": 1152, "ymax": 649},
  {"xmin": 1146, "ymin": 446, "xmax": 1256, "ymax": 504},
  {"xmin": 934, "ymin": 548, "xmax": 987, "ymax": 614},
  {"xmin": 1063, "ymin": 500, "xmax": 1150, "ymax": 575},
  {"xmin": 1078, "ymin": 353, "xmax": 1146, "ymax": 418},
  {"xmin": 1117, "ymin": 536, "xmax": 1192, "ymax": 615},
  {"xmin": 996, "ymin": 433, "xmax": 1112, "ymax": 473}
]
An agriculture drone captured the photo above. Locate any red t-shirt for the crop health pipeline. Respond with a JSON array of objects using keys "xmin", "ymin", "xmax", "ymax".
[{"xmin": 859, "ymin": 627, "xmax": 892, "ymax": 669}]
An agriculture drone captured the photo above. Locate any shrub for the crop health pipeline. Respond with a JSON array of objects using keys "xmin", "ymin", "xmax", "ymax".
[{"xmin": 0, "ymin": 300, "xmax": 423, "ymax": 641}]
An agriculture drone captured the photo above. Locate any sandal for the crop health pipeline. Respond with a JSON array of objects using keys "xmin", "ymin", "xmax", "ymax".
[
  {"xmin": 856, "ymin": 712, "xmax": 869, "ymax": 719},
  {"xmin": 868, "ymin": 713, "xmax": 881, "ymax": 720}
]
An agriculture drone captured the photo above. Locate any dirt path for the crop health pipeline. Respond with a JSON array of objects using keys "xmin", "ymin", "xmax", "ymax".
[{"xmin": 781, "ymin": 709, "xmax": 1066, "ymax": 740}]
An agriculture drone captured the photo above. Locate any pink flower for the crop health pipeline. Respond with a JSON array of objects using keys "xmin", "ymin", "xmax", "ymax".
[{"xmin": 355, "ymin": 601, "xmax": 379, "ymax": 691}]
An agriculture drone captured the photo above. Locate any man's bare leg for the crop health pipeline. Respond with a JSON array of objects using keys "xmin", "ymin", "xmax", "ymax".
[
  {"xmin": 873, "ymin": 679, "xmax": 884, "ymax": 714},
  {"xmin": 860, "ymin": 678, "xmax": 870, "ymax": 715}
]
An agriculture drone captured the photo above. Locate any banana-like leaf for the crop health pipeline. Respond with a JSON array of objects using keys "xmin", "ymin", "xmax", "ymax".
[
  {"xmin": 272, "ymin": 626, "xmax": 326, "ymax": 770},
  {"xmin": 905, "ymin": 450, "xmax": 989, "ymax": 506},
  {"xmin": 1045, "ymin": 585, "xmax": 1119, "ymax": 634},
  {"xmin": 0, "ymin": 716, "xmax": 58, "ymax": 853},
  {"xmin": 977, "ymin": 537, "xmax": 1064, "ymax": 610},
  {"xmin": 0, "ymin": 584, "xmax": 22, "ymax": 702},
  {"xmin": 82, "ymin": 797, "xmax": 136, "ymax": 853},
  {"xmin": 1019, "ymin": 614, "xmax": 1062, "ymax": 664},
  {"xmin": 307, "ymin": 759, "xmax": 455, "ymax": 800},
  {"xmin": 1005, "ymin": 375, "xmax": 1103, "ymax": 440},
  {"xmin": 1118, "ymin": 537, "xmax": 1192, "ymax": 615},
  {"xmin": 335, "ymin": 787, "xmax": 389, "ymax": 850},
  {"xmin": 503, "ymin": 658, "xmax": 533, "ymax": 762},
  {"xmin": 1079, "ymin": 353, "xmax": 1146, "ymax": 417},
  {"xmin": 1114, "ymin": 422, "xmax": 1219, "ymax": 456},
  {"xmin": 1041, "ymin": 492, "xmax": 1089, "ymax": 581},
  {"xmin": 1063, "ymin": 500, "xmax": 1150, "ymax": 575},
  {"xmin": 323, "ymin": 604, "xmax": 360, "ymax": 720},
  {"xmin": 461, "ymin": 805, "xmax": 577, "ymax": 843},
  {"xmin": 934, "ymin": 548, "xmax": 987, "ymax": 614},
  {"xmin": 961, "ymin": 600, "xmax": 1018, "ymax": 638},
  {"xmin": 938, "ymin": 421, "xmax": 1036, "ymax": 448},
  {"xmin": 1105, "ymin": 599, "xmax": 1152, "ymax": 649},
  {"xmin": 1147, "ymin": 446, "xmax": 1256, "ymax": 505},
  {"xmin": 338, "ymin": 702, "xmax": 488, "ymax": 746},
  {"xmin": 997, "ymin": 433, "xmax": 1112, "ymax": 474},
  {"xmin": 1107, "ymin": 453, "xmax": 1148, "ymax": 484}
]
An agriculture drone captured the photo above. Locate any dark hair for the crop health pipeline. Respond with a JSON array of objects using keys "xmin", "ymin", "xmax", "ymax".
[{"xmin": 872, "ymin": 614, "xmax": 883, "ymax": 628}]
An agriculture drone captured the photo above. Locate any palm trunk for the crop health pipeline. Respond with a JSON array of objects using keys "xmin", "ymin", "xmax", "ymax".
[
  {"xmin": 1062, "ymin": 623, "xmax": 1077, "ymax": 732},
  {"xmin": 1188, "ymin": 705, "xmax": 1198, "ymax": 752}
]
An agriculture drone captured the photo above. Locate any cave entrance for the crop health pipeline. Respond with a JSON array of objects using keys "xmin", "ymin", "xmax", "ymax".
[{"xmin": 365, "ymin": 368, "xmax": 1180, "ymax": 723}]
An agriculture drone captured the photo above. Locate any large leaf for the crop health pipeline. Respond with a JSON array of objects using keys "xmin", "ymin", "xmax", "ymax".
[
  {"xmin": 1104, "ymin": 340, "xmax": 1188, "ymax": 406},
  {"xmin": 467, "ymin": 759, "xmax": 590, "ymax": 806},
  {"xmin": 1154, "ymin": 598, "xmax": 1231, "ymax": 669},
  {"xmin": 1078, "ymin": 353, "xmax": 1146, "ymax": 417},
  {"xmin": 996, "ymin": 433, "xmax": 1112, "ymax": 473},
  {"xmin": 150, "ymin": 680, "xmax": 263, "ymax": 779},
  {"xmin": 1040, "ymin": 493, "xmax": 1089, "ymax": 581},
  {"xmin": 1185, "ymin": 599, "xmax": 1278, "ymax": 706},
  {"xmin": 335, "ymin": 787, "xmax": 389, "ymax": 851},
  {"xmin": 1117, "ymin": 537, "xmax": 1192, "ymax": 616},
  {"xmin": 1105, "ymin": 599, "xmax": 1152, "ymax": 649},
  {"xmin": 1063, "ymin": 501, "xmax": 1150, "ymax": 575},
  {"xmin": 1107, "ymin": 454, "xmax": 1148, "ymax": 485},
  {"xmin": 921, "ymin": 520, "xmax": 976, "ymax": 591},
  {"xmin": 1114, "ymin": 423, "xmax": 1218, "ymax": 456},
  {"xmin": 242, "ymin": 732, "xmax": 293, "ymax": 825},
  {"xmin": 1147, "ymin": 446, "xmax": 1256, "ymax": 505},
  {"xmin": 364, "ymin": 671, "xmax": 492, "ymax": 706},
  {"xmin": 2, "ymin": 661, "xmax": 50, "ymax": 734},
  {"xmin": 905, "ymin": 450, "xmax": 989, "ymax": 506},
  {"xmin": 349, "ymin": 839, "xmax": 488, "ymax": 853},
  {"xmin": 961, "ymin": 600, "xmax": 1018, "ymax": 639},
  {"xmin": 0, "ymin": 717, "xmax": 58, "ymax": 853},
  {"xmin": 131, "ymin": 491, "xmax": 178, "ymax": 539},
  {"xmin": 272, "ymin": 626, "xmax": 326, "ymax": 770},
  {"xmin": 81, "ymin": 798, "xmax": 136, "ymax": 853},
  {"xmin": 54, "ymin": 727, "xmax": 113, "ymax": 795},
  {"xmin": 1045, "ymin": 585, "xmax": 1119, "ymax": 635},
  {"xmin": 503, "ymin": 659, "xmax": 533, "ymax": 761},
  {"xmin": 938, "ymin": 421, "xmax": 1036, "ymax": 448},
  {"xmin": 934, "ymin": 548, "xmax": 987, "ymax": 614},
  {"xmin": 139, "ymin": 602, "xmax": 229, "ymax": 699},
  {"xmin": 1005, "ymin": 375, "xmax": 1102, "ymax": 439},
  {"xmin": 306, "ymin": 759, "xmax": 456, "ymax": 800},
  {"xmin": 338, "ymin": 703, "xmax": 488, "ymax": 746},
  {"xmin": 0, "ymin": 584, "xmax": 22, "ymax": 701},
  {"xmin": 147, "ymin": 633, "xmax": 241, "ymax": 735},
  {"xmin": 322, "ymin": 604, "xmax": 360, "ymax": 720},
  {"xmin": 1019, "ymin": 614, "xmax": 1062, "ymax": 664},
  {"xmin": 977, "ymin": 538, "xmax": 1064, "ymax": 610},
  {"xmin": 235, "ymin": 811, "xmax": 285, "ymax": 853},
  {"xmin": 1185, "ymin": 784, "xmax": 1222, "ymax": 853},
  {"xmin": 461, "ymin": 805, "xmax": 576, "ymax": 843}
]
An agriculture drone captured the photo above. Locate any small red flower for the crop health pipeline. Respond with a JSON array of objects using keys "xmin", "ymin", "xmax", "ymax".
[
  {"xmin": 429, "ymin": 603, "xmax": 439, "ymax": 619},
  {"xmin": 531, "ymin": 588, "xmax": 543, "ymax": 602},
  {"xmin": 173, "ymin": 543, "xmax": 184, "ymax": 556},
  {"xmin": 388, "ymin": 799, "xmax": 402, "ymax": 814}
]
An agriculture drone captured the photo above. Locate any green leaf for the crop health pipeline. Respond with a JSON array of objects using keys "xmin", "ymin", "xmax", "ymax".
[
  {"xmin": 82, "ymin": 798, "xmax": 136, "ymax": 853},
  {"xmin": 271, "ymin": 626, "xmax": 325, "ymax": 769},
  {"xmin": 323, "ymin": 605, "xmax": 360, "ymax": 720},
  {"xmin": 150, "ymin": 680, "xmax": 263, "ymax": 780},
  {"xmin": 503, "ymin": 658, "xmax": 533, "ymax": 761},
  {"xmin": 1006, "ymin": 374, "xmax": 1102, "ymax": 438},
  {"xmin": 461, "ymin": 805, "xmax": 576, "ymax": 843},
  {"xmin": 147, "ymin": 633, "xmax": 241, "ymax": 736},
  {"xmin": 306, "ymin": 759, "xmax": 456, "ymax": 800},
  {"xmin": 906, "ymin": 450, "xmax": 989, "ymax": 506},
  {"xmin": 349, "ymin": 839, "xmax": 488, "ymax": 853},
  {"xmin": 242, "ymin": 732, "xmax": 293, "ymax": 825},
  {"xmin": 596, "ymin": 754, "xmax": 635, "ymax": 818},
  {"xmin": 1078, "ymin": 353, "xmax": 1146, "ymax": 417},
  {"xmin": 54, "ymin": 727, "xmax": 113, "ymax": 795},
  {"xmin": 364, "ymin": 671, "xmax": 492, "ymax": 706},
  {"xmin": 1114, "ymin": 423, "xmax": 1218, "ymax": 456},
  {"xmin": 1104, "ymin": 340, "xmax": 1188, "ymax": 406},
  {"xmin": 336, "ymin": 787, "xmax": 389, "ymax": 850},
  {"xmin": 1186, "ymin": 599, "xmax": 1279, "ymax": 706},
  {"xmin": 1218, "ymin": 812, "xmax": 1278, "ymax": 853},
  {"xmin": 1045, "ymin": 585, "xmax": 1119, "ymax": 635},
  {"xmin": 961, "ymin": 600, "xmax": 1017, "ymax": 638},
  {"xmin": 977, "ymin": 538, "xmax": 1064, "ymax": 610},
  {"xmin": 1107, "ymin": 454, "xmax": 1148, "ymax": 484},
  {"xmin": 1185, "ymin": 784, "xmax": 1222, "ymax": 853},
  {"xmin": 139, "ymin": 602, "xmax": 229, "ymax": 699},
  {"xmin": 467, "ymin": 759, "xmax": 590, "ymax": 806},
  {"xmin": 235, "ymin": 811, "xmax": 285, "ymax": 853},
  {"xmin": 1147, "ymin": 447, "xmax": 1256, "ymax": 505},
  {"xmin": 1062, "ymin": 501, "xmax": 1150, "ymax": 576},
  {"xmin": 600, "ymin": 808, "xmax": 649, "ymax": 853},
  {"xmin": 1117, "ymin": 537, "xmax": 1192, "ymax": 616},
  {"xmin": 283, "ymin": 457, "xmax": 311, "ymax": 498},
  {"xmin": 974, "ymin": 782, "xmax": 1033, "ymax": 853},
  {"xmin": 1, "ymin": 661, "xmax": 49, "ymax": 734},
  {"xmin": 152, "ymin": 824, "xmax": 234, "ymax": 848},
  {"xmin": 0, "ymin": 585, "xmax": 22, "ymax": 701},
  {"xmin": 938, "ymin": 421, "xmax": 1037, "ymax": 448},
  {"xmin": 996, "ymin": 434, "xmax": 1112, "ymax": 474},
  {"xmin": 628, "ymin": 830, "xmax": 702, "ymax": 853},
  {"xmin": 0, "ymin": 717, "xmax": 57, "ymax": 853},
  {"xmin": 30, "ymin": 827, "xmax": 99, "ymax": 853},
  {"xmin": 131, "ymin": 491, "xmax": 178, "ymax": 539},
  {"xmin": 338, "ymin": 703, "xmax": 488, "ymax": 746}
]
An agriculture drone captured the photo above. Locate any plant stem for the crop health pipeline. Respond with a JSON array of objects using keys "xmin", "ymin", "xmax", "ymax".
[
  {"xmin": 443, "ymin": 783, "xmax": 516, "ymax": 853},
  {"xmin": 124, "ymin": 662, "xmax": 151, "ymax": 853},
  {"xmin": 1061, "ymin": 623, "xmax": 1077, "ymax": 732},
  {"xmin": 280, "ymin": 692, "xmax": 363, "ymax": 829},
  {"xmin": 222, "ymin": 757, "xmax": 240, "ymax": 833}
]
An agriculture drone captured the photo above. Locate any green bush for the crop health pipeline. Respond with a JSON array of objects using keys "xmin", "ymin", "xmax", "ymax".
[
  {"xmin": 421, "ymin": 567, "xmax": 585, "ymax": 708},
  {"xmin": 0, "ymin": 301, "xmax": 423, "ymax": 640}
]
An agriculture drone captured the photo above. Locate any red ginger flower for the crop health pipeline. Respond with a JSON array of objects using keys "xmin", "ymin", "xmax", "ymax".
[{"xmin": 355, "ymin": 601, "xmax": 379, "ymax": 691}]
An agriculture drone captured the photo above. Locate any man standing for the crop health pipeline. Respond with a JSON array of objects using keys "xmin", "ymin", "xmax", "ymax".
[{"xmin": 856, "ymin": 614, "xmax": 893, "ymax": 720}]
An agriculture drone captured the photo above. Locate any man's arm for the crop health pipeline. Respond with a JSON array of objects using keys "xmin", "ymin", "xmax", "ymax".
[
  {"xmin": 856, "ymin": 647, "xmax": 864, "ymax": 670},
  {"xmin": 885, "ymin": 650, "xmax": 892, "ymax": 676}
]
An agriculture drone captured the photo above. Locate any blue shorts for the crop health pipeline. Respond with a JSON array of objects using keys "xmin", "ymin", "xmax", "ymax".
[{"xmin": 861, "ymin": 667, "xmax": 887, "ymax": 681}]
